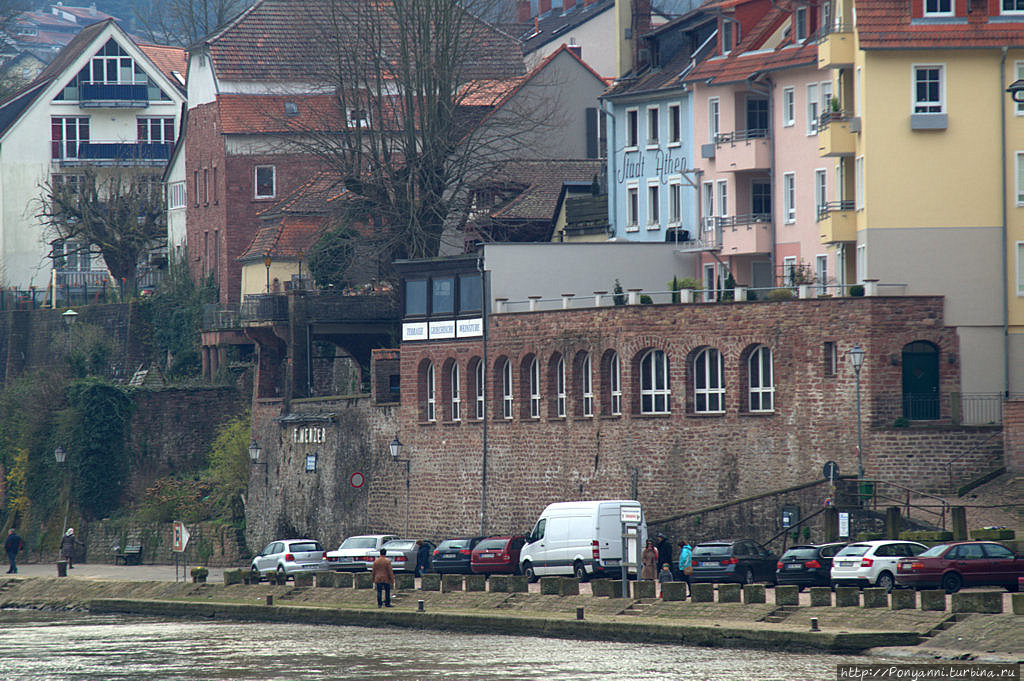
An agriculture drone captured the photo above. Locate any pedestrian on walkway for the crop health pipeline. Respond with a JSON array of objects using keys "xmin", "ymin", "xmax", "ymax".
[
  {"xmin": 6, "ymin": 528, "xmax": 23, "ymax": 574},
  {"xmin": 60, "ymin": 528, "xmax": 82, "ymax": 569},
  {"xmin": 414, "ymin": 540, "xmax": 430, "ymax": 578},
  {"xmin": 641, "ymin": 539, "xmax": 658, "ymax": 581},
  {"xmin": 372, "ymin": 548, "xmax": 395, "ymax": 608},
  {"xmin": 654, "ymin": 533, "xmax": 674, "ymax": 574},
  {"xmin": 677, "ymin": 539, "xmax": 693, "ymax": 595}
]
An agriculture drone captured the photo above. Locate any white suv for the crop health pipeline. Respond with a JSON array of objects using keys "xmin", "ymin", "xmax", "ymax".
[
  {"xmin": 326, "ymin": 534, "xmax": 399, "ymax": 572},
  {"xmin": 830, "ymin": 540, "xmax": 928, "ymax": 591}
]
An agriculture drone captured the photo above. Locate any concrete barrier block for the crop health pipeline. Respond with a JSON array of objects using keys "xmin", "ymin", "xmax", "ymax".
[
  {"xmin": 920, "ymin": 590, "xmax": 946, "ymax": 611},
  {"xmin": 335, "ymin": 572, "xmax": 354, "ymax": 588},
  {"xmin": 890, "ymin": 588, "xmax": 916, "ymax": 610},
  {"xmin": 507, "ymin": 575, "xmax": 529, "ymax": 593},
  {"xmin": 809, "ymin": 587, "xmax": 832, "ymax": 607},
  {"xmin": 464, "ymin": 574, "xmax": 486, "ymax": 592},
  {"xmin": 835, "ymin": 587, "xmax": 860, "ymax": 607},
  {"xmin": 419, "ymin": 573, "xmax": 441, "ymax": 591},
  {"xmin": 559, "ymin": 577, "xmax": 580, "ymax": 596},
  {"xmin": 590, "ymin": 578, "xmax": 612, "ymax": 597},
  {"xmin": 1012, "ymin": 593, "xmax": 1023, "ymax": 615},
  {"xmin": 742, "ymin": 584, "xmax": 766, "ymax": 604},
  {"xmin": 395, "ymin": 574, "xmax": 415, "ymax": 590},
  {"xmin": 293, "ymin": 573, "xmax": 314, "ymax": 587},
  {"xmin": 691, "ymin": 582, "xmax": 714, "ymax": 602},
  {"xmin": 539, "ymin": 577, "xmax": 561, "ymax": 595},
  {"xmin": 314, "ymin": 571, "xmax": 335, "ymax": 588},
  {"xmin": 774, "ymin": 585, "xmax": 799, "ymax": 606},
  {"xmin": 489, "ymin": 575, "xmax": 509, "ymax": 593},
  {"xmin": 441, "ymin": 574, "xmax": 463, "ymax": 593},
  {"xmin": 634, "ymin": 580, "xmax": 656, "ymax": 599},
  {"xmin": 607, "ymin": 580, "xmax": 626, "ymax": 598},
  {"xmin": 862, "ymin": 587, "xmax": 887, "ymax": 608},
  {"xmin": 354, "ymin": 572, "xmax": 373, "ymax": 589},
  {"xmin": 661, "ymin": 582, "xmax": 687, "ymax": 601},
  {"xmin": 952, "ymin": 591, "xmax": 1003, "ymax": 614},
  {"xmin": 223, "ymin": 569, "xmax": 245, "ymax": 586},
  {"xmin": 717, "ymin": 583, "xmax": 741, "ymax": 603}
]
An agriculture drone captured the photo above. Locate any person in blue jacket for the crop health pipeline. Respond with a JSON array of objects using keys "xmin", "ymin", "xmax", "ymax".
[{"xmin": 677, "ymin": 539, "xmax": 693, "ymax": 595}]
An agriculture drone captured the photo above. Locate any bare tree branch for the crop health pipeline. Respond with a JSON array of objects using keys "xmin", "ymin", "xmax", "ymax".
[{"xmin": 135, "ymin": 0, "xmax": 248, "ymax": 46}]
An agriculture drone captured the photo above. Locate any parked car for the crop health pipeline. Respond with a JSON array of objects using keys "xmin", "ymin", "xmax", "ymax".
[
  {"xmin": 379, "ymin": 539, "xmax": 435, "ymax": 573},
  {"xmin": 471, "ymin": 536, "xmax": 526, "ymax": 575},
  {"xmin": 896, "ymin": 541, "xmax": 1024, "ymax": 593},
  {"xmin": 775, "ymin": 542, "xmax": 848, "ymax": 589},
  {"xmin": 830, "ymin": 540, "xmax": 928, "ymax": 591},
  {"xmin": 432, "ymin": 537, "xmax": 486, "ymax": 574},
  {"xmin": 689, "ymin": 539, "xmax": 778, "ymax": 584},
  {"xmin": 250, "ymin": 539, "xmax": 328, "ymax": 582},
  {"xmin": 326, "ymin": 534, "xmax": 400, "ymax": 572}
]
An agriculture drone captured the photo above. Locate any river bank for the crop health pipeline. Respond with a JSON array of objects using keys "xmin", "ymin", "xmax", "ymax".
[{"xmin": 0, "ymin": 573, "xmax": 1019, "ymax": 662}]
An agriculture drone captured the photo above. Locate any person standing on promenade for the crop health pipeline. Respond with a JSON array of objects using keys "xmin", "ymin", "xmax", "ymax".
[
  {"xmin": 677, "ymin": 539, "xmax": 693, "ymax": 597},
  {"xmin": 641, "ymin": 539, "xmax": 658, "ymax": 581},
  {"xmin": 6, "ymin": 528, "xmax": 23, "ymax": 574},
  {"xmin": 60, "ymin": 528, "xmax": 82, "ymax": 569},
  {"xmin": 372, "ymin": 548, "xmax": 395, "ymax": 608},
  {"xmin": 415, "ymin": 540, "xmax": 430, "ymax": 578},
  {"xmin": 655, "ymin": 533, "xmax": 673, "ymax": 575}
]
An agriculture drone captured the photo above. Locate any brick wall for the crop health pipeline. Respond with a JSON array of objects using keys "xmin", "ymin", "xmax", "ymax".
[
  {"xmin": 1003, "ymin": 399, "xmax": 1024, "ymax": 475},
  {"xmin": 83, "ymin": 520, "xmax": 247, "ymax": 567}
]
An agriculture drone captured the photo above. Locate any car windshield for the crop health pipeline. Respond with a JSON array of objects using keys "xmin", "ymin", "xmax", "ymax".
[
  {"xmin": 339, "ymin": 537, "xmax": 379, "ymax": 549},
  {"xmin": 693, "ymin": 544, "xmax": 731, "ymax": 557},
  {"xmin": 289, "ymin": 542, "xmax": 322, "ymax": 553},
  {"xmin": 836, "ymin": 544, "xmax": 870, "ymax": 557},
  {"xmin": 918, "ymin": 544, "xmax": 951, "ymax": 558},
  {"xmin": 384, "ymin": 541, "xmax": 416, "ymax": 550},
  {"xmin": 438, "ymin": 539, "xmax": 469, "ymax": 550},
  {"xmin": 476, "ymin": 539, "xmax": 507, "ymax": 551},
  {"xmin": 781, "ymin": 547, "xmax": 820, "ymax": 560}
]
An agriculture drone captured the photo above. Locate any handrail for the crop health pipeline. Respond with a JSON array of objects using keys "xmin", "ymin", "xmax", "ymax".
[
  {"xmin": 946, "ymin": 431, "xmax": 1002, "ymax": 490},
  {"xmin": 714, "ymin": 128, "xmax": 768, "ymax": 144},
  {"xmin": 863, "ymin": 478, "xmax": 948, "ymax": 529},
  {"xmin": 817, "ymin": 200, "xmax": 855, "ymax": 221}
]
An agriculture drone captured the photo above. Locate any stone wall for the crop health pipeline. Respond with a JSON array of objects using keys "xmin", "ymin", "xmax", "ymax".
[
  {"xmin": 1003, "ymin": 399, "xmax": 1024, "ymax": 476},
  {"xmin": 82, "ymin": 520, "xmax": 247, "ymax": 567}
]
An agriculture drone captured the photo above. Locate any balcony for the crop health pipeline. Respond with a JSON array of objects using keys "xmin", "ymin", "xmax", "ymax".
[
  {"xmin": 817, "ymin": 200, "xmax": 856, "ymax": 243},
  {"xmin": 675, "ymin": 217, "xmax": 722, "ymax": 252},
  {"xmin": 713, "ymin": 129, "xmax": 770, "ymax": 172},
  {"xmin": 56, "ymin": 141, "xmax": 174, "ymax": 167},
  {"xmin": 717, "ymin": 214, "xmax": 772, "ymax": 255},
  {"xmin": 79, "ymin": 83, "xmax": 149, "ymax": 108},
  {"xmin": 817, "ymin": 113, "xmax": 859, "ymax": 157},
  {"xmin": 817, "ymin": 21, "xmax": 854, "ymax": 69}
]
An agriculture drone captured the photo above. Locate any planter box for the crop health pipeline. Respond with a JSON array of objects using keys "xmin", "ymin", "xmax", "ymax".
[
  {"xmin": 395, "ymin": 574, "xmax": 415, "ymax": 590},
  {"xmin": 354, "ymin": 572, "xmax": 373, "ymax": 589},
  {"xmin": 835, "ymin": 587, "xmax": 860, "ymax": 607},
  {"xmin": 862, "ymin": 587, "xmax": 887, "ymax": 608},
  {"xmin": 223, "ymin": 569, "xmax": 245, "ymax": 586},
  {"xmin": 335, "ymin": 572, "xmax": 354, "ymax": 588},
  {"xmin": 293, "ymin": 573, "xmax": 314, "ymax": 587},
  {"xmin": 952, "ymin": 591, "xmax": 1003, "ymax": 614},
  {"xmin": 590, "ymin": 579, "xmax": 612, "ymax": 597},
  {"xmin": 920, "ymin": 590, "xmax": 946, "ymax": 611},
  {"xmin": 441, "ymin": 574, "xmax": 463, "ymax": 593},
  {"xmin": 891, "ymin": 589, "xmax": 916, "ymax": 610},
  {"xmin": 717, "ymin": 583, "xmax": 741, "ymax": 603},
  {"xmin": 690, "ymin": 583, "xmax": 714, "ymax": 602}
]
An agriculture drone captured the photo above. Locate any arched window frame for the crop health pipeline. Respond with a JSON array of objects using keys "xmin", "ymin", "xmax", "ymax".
[
  {"xmin": 501, "ymin": 358, "xmax": 513, "ymax": 419},
  {"xmin": 528, "ymin": 356, "xmax": 540, "ymax": 418},
  {"xmin": 640, "ymin": 349, "xmax": 670, "ymax": 414},
  {"xmin": 580, "ymin": 352, "xmax": 593, "ymax": 417},
  {"xmin": 748, "ymin": 345, "xmax": 774, "ymax": 412},
  {"xmin": 473, "ymin": 358, "xmax": 484, "ymax": 420},
  {"xmin": 425, "ymin": 361, "xmax": 436, "ymax": 422},
  {"xmin": 694, "ymin": 347, "xmax": 724, "ymax": 414},
  {"xmin": 450, "ymin": 362, "xmax": 461, "ymax": 421},
  {"xmin": 553, "ymin": 354, "xmax": 566, "ymax": 418},
  {"xmin": 609, "ymin": 352, "xmax": 622, "ymax": 415}
]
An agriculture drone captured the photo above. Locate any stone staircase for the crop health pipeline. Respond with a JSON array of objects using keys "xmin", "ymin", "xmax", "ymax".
[
  {"xmin": 921, "ymin": 613, "xmax": 970, "ymax": 639},
  {"xmin": 760, "ymin": 604, "xmax": 799, "ymax": 623},
  {"xmin": 618, "ymin": 599, "xmax": 652, "ymax": 616}
]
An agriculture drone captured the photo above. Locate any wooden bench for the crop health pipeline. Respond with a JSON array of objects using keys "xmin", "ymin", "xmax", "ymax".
[{"xmin": 114, "ymin": 543, "xmax": 142, "ymax": 565}]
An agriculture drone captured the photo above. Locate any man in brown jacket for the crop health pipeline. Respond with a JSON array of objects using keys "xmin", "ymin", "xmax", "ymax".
[{"xmin": 371, "ymin": 548, "xmax": 395, "ymax": 608}]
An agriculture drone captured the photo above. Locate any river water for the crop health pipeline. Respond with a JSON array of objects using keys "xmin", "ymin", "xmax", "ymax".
[{"xmin": 0, "ymin": 611, "xmax": 879, "ymax": 681}]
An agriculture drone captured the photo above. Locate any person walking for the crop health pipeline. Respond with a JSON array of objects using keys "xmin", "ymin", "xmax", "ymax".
[
  {"xmin": 640, "ymin": 539, "xmax": 658, "ymax": 581},
  {"xmin": 60, "ymin": 528, "xmax": 81, "ymax": 569},
  {"xmin": 414, "ymin": 540, "xmax": 430, "ymax": 578},
  {"xmin": 654, "ymin": 533, "xmax": 673, "ymax": 574},
  {"xmin": 677, "ymin": 539, "xmax": 693, "ymax": 597},
  {"xmin": 6, "ymin": 528, "xmax": 23, "ymax": 574},
  {"xmin": 371, "ymin": 548, "xmax": 395, "ymax": 608}
]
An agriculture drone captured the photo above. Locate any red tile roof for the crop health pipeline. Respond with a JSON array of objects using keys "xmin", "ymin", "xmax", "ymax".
[
  {"xmin": 138, "ymin": 44, "xmax": 187, "ymax": 90},
  {"xmin": 486, "ymin": 159, "xmax": 604, "ymax": 221},
  {"xmin": 217, "ymin": 94, "xmax": 346, "ymax": 134},
  {"xmin": 687, "ymin": 42, "xmax": 817, "ymax": 85},
  {"xmin": 239, "ymin": 216, "xmax": 327, "ymax": 262},
  {"xmin": 855, "ymin": 1, "xmax": 1024, "ymax": 49},
  {"xmin": 257, "ymin": 171, "xmax": 353, "ymax": 218}
]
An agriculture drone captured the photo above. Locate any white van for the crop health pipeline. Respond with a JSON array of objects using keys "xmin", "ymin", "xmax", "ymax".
[{"xmin": 519, "ymin": 500, "xmax": 646, "ymax": 582}]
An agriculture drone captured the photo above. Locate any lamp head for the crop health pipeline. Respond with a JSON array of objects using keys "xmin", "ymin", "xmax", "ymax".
[
  {"xmin": 389, "ymin": 435, "xmax": 403, "ymax": 460},
  {"xmin": 62, "ymin": 308, "xmax": 78, "ymax": 327},
  {"xmin": 1008, "ymin": 79, "xmax": 1024, "ymax": 103},
  {"xmin": 54, "ymin": 446, "xmax": 66, "ymax": 464},
  {"xmin": 248, "ymin": 441, "xmax": 261, "ymax": 463},
  {"xmin": 849, "ymin": 343, "xmax": 865, "ymax": 372}
]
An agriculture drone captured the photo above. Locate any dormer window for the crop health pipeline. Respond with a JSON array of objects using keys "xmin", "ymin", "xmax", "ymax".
[
  {"xmin": 924, "ymin": 0, "xmax": 953, "ymax": 16},
  {"xmin": 722, "ymin": 20, "xmax": 736, "ymax": 54},
  {"xmin": 794, "ymin": 7, "xmax": 808, "ymax": 41}
]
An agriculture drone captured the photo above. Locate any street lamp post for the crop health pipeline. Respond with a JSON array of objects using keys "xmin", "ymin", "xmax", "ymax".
[
  {"xmin": 263, "ymin": 255, "xmax": 272, "ymax": 293},
  {"xmin": 54, "ymin": 446, "xmax": 70, "ymax": 538},
  {"xmin": 248, "ymin": 440, "xmax": 267, "ymax": 486},
  {"xmin": 62, "ymin": 308, "xmax": 77, "ymax": 355},
  {"xmin": 389, "ymin": 436, "xmax": 410, "ymax": 536},
  {"xmin": 849, "ymin": 344, "xmax": 866, "ymax": 482}
]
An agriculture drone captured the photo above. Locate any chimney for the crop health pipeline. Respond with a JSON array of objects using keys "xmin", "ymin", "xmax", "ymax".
[
  {"xmin": 563, "ymin": 0, "xmax": 576, "ymax": 10},
  {"xmin": 539, "ymin": 0, "xmax": 552, "ymax": 15},
  {"xmin": 517, "ymin": 0, "xmax": 531, "ymax": 22},
  {"xmin": 567, "ymin": 44, "xmax": 582, "ymax": 58},
  {"xmin": 635, "ymin": 0, "xmax": 651, "ymax": 39}
]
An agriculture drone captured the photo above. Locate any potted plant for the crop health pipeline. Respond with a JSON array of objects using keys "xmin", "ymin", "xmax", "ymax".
[{"xmin": 191, "ymin": 566, "xmax": 209, "ymax": 584}]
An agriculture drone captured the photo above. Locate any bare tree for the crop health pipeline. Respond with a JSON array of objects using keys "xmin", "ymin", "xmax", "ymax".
[
  {"xmin": 38, "ymin": 168, "xmax": 165, "ymax": 292},
  {"xmin": 135, "ymin": 0, "xmax": 248, "ymax": 46}
]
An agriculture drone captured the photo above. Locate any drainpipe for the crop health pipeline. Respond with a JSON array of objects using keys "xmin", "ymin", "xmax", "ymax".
[
  {"xmin": 1000, "ymin": 47, "xmax": 1010, "ymax": 397},
  {"xmin": 600, "ymin": 99, "xmax": 617, "ymax": 237},
  {"xmin": 478, "ymin": 253, "xmax": 489, "ymax": 534},
  {"xmin": 747, "ymin": 73, "xmax": 776, "ymax": 283}
]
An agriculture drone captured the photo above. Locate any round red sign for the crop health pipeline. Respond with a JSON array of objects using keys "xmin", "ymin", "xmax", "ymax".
[{"xmin": 350, "ymin": 472, "xmax": 365, "ymax": 488}]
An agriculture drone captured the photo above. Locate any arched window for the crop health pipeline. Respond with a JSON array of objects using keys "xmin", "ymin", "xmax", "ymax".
[
  {"xmin": 528, "ymin": 356, "xmax": 540, "ymax": 418},
  {"xmin": 748, "ymin": 345, "xmax": 774, "ymax": 412},
  {"xmin": 608, "ymin": 351, "xmax": 622, "ymax": 415},
  {"xmin": 501, "ymin": 358, "xmax": 513, "ymax": 419},
  {"xmin": 425, "ymin": 361, "xmax": 436, "ymax": 422},
  {"xmin": 640, "ymin": 349, "xmax": 670, "ymax": 414},
  {"xmin": 555, "ymin": 355, "xmax": 566, "ymax": 417},
  {"xmin": 579, "ymin": 352, "xmax": 593, "ymax": 417},
  {"xmin": 450, "ymin": 362, "xmax": 461, "ymax": 421},
  {"xmin": 694, "ymin": 347, "xmax": 724, "ymax": 413},
  {"xmin": 473, "ymin": 358, "xmax": 484, "ymax": 420}
]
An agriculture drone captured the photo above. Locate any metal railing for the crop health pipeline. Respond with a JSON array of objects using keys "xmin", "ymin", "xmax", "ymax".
[
  {"xmin": 79, "ymin": 83, "xmax": 149, "ymax": 104},
  {"xmin": 872, "ymin": 392, "xmax": 1011, "ymax": 426},
  {"xmin": 817, "ymin": 200, "xmax": 856, "ymax": 221},
  {"xmin": 817, "ymin": 19, "xmax": 853, "ymax": 40},
  {"xmin": 202, "ymin": 304, "xmax": 242, "ymax": 330},
  {"xmin": 714, "ymin": 128, "xmax": 769, "ymax": 144},
  {"xmin": 56, "ymin": 141, "xmax": 174, "ymax": 166},
  {"xmin": 861, "ymin": 478, "xmax": 949, "ymax": 529},
  {"xmin": 817, "ymin": 110, "xmax": 855, "ymax": 131},
  {"xmin": 714, "ymin": 213, "xmax": 771, "ymax": 230},
  {"xmin": 239, "ymin": 294, "xmax": 289, "ymax": 323}
]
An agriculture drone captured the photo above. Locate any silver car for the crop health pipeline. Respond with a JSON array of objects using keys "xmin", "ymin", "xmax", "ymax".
[
  {"xmin": 326, "ymin": 534, "xmax": 399, "ymax": 572},
  {"xmin": 250, "ymin": 539, "xmax": 328, "ymax": 582}
]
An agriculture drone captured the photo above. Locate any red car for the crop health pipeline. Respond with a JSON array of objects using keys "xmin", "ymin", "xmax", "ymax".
[
  {"xmin": 470, "ymin": 536, "xmax": 526, "ymax": 575},
  {"xmin": 895, "ymin": 541, "xmax": 1023, "ymax": 593}
]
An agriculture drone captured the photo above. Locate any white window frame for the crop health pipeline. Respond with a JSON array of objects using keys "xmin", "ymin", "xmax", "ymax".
[
  {"xmin": 626, "ymin": 107, "xmax": 639, "ymax": 149},
  {"xmin": 782, "ymin": 87, "xmax": 795, "ymax": 127},
  {"xmin": 502, "ymin": 359, "xmax": 514, "ymax": 419},
  {"xmin": 783, "ymin": 255, "xmax": 798, "ymax": 286},
  {"xmin": 821, "ymin": 80, "xmax": 833, "ymax": 114},
  {"xmin": 626, "ymin": 181, "xmax": 639, "ymax": 231},
  {"xmin": 748, "ymin": 345, "xmax": 774, "ymax": 412},
  {"xmin": 167, "ymin": 181, "xmax": 186, "ymax": 210},
  {"xmin": 450, "ymin": 362, "xmax": 460, "ymax": 422},
  {"xmin": 703, "ymin": 263, "xmax": 716, "ymax": 302},
  {"xmin": 254, "ymin": 165, "xmax": 276, "ymax": 199},
  {"xmin": 646, "ymin": 105, "xmax": 659, "ymax": 147},
  {"xmin": 1003, "ymin": 0, "xmax": 1024, "ymax": 15},
  {"xmin": 708, "ymin": 97, "xmax": 720, "ymax": 142},
  {"xmin": 855, "ymin": 156, "xmax": 865, "ymax": 210},
  {"xmin": 425, "ymin": 362, "xmax": 436, "ymax": 422},
  {"xmin": 475, "ymin": 360, "xmax": 485, "ymax": 419},
  {"xmin": 581, "ymin": 353, "xmax": 594, "ymax": 417},
  {"xmin": 783, "ymin": 172, "xmax": 796, "ymax": 223},
  {"xmin": 555, "ymin": 356, "xmax": 566, "ymax": 418},
  {"xmin": 806, "ymin": 83, "xmax": 819, "ymax": 135},
  {"xmin": 609, "ymin": 351, "xmax": 622, "ymax": 416},
  {"xmin": 640, "ymin": 349, "xmax": 670, "ymax": 415},
  {"xmin": 668, "ymin": 103, "xmax": 681, "ymax": 145},
  {"xmin": 647, "ymin": 180, "xmax": 660, "ymax": 228},
  {"xmin": 716, "ymin": 179, "xmax": 728, "ymax": 218},
  {"xmin": 1016, "ymin": 62, "xmax": 1024, "ymax": 116},
  {"xmin": 855, "ymin": 67, "xmax": 862, "ymax": 117},
  {"xmin": 816, "ymin": 253, "xmax": 828, "ymax": 294},
  {"xmin": 693, "ymin": 347, "xmax": 724, "ymax": 414},
  {"xmin": 668, "ymin": 177, "xmax": 682, "ymax": 226},
  {"xmin": 856, "ymin": 243, "xmax": 867, "ymax": 283},
  {"xmin": 912, "ymin": 64, "xmax": 945, "ymax": 114},
  {"xmin": 794, "ymin": 7, "xmax": 808, "ymax": 40},
  {"xmin": 815, "ymin": 168, "xmax": 828, "ymax": 217},
  {"xmin": 1017, "ymin": 241, "xmax": 1024, "ymax": 296},
  {"xmin": 1017, "ymin": 152, "xmax": 1024, "ymax": 205},
  {"xmin": 924, "ymin": 0, "xmax": 953, "ymax": 16},
  {"xmin": 528, "ymin": 357, "xmax": 540, "ymax": 418}
]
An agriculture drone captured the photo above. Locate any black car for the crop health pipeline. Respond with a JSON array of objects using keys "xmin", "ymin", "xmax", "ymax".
[
  {"xmin": 775, "ymin": 542, "xmax": 848, "ymax": 589},
  {"xmin": 431, "ymin": 536, "xmax": 486, "ymax": 574},
  {"xmin": 690, "ymin": 539, "xmax": 778, "ymax": 584}
]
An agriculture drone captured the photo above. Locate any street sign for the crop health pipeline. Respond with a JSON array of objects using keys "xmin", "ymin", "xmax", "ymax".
[
  {"xmin": 822, "ymin": 461, "xmax": 839, "ymax": 482},
  {"xmin": 620, "ymin": 507, "xmax": 641, "ymax": 523},
  {"xmin": 173, "ymin": 521, "xmax": 190, "ymax": 553},
  {"xmin": 350, "ymin": 472, "xmax": 365, "ymax": 489},
  {"xmin": 838, "ymin": 512, "xmax": 850, "ymax": 538}
]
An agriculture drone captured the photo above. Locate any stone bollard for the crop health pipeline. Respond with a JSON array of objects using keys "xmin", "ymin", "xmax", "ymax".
[
  {"xmin": 223, "ymin": 569, "xmax": 245, "ymax": 586},
  {"xmin": 590, "ymin": 578, "xmax": 612, "ymax": 597},
  {"xmin": 1012, "ymin": 593, "xmax": 1024, "ymax": 616},
  {"xmin": 395, "ymin": 574, "xmax": 415, "ymax": 590},
  {"xmin": 293, "ymin": 573, "xmax": 314, "ymax": 587},
  {"xmin": 774, "ymin": 585, "xmax": 799, "ymax": 606},
  {"xmin": 419, "ymin": 573, "xmax": 441, "ymax": 591},
  {"xmin": 891, "ymin": 589, "xmax": 916, "ymax": 610},
  {"xmin": 56, "ymin": 561, "xmax": 68, "ymax": 578},
  {"xmin": 489, "ymin": 575, "xmax": 510, "ymax": 592},
  {"xmin": 608, "ymin": 580, "xmax": 626, "ymax": 598},
  {"xmin": 952, "ymin": 591, "xmax": 1003, "ymax": 614},
  {"xmin": 507, "ymin": 575, "xmax": 529, "ymax": 593},
  {"xmin": 835, "ymin": 587, "xmax": 860, "ymax": 607},
  {"xmin": 441, "ymin": 574, "xmax": 463, "ymax": 593},
  {"xmin": 862, "ymin": 587, "xmax": 888, "ymax": 608},
  {"xmin": 661, "ymin": 582, "xmax": 687, "ymax": 601},
  {"xmin": 314, "ymin": 571, "xmax": 335, "ymax": 588},
  {"xmin": 718, "ymin": 583, "xmax": 741, "ymax": 603},
  {"xmin": 559, "ymin": 577, "xmax": 581, "ymax": 596},
  {"xmin": 691, "ymin": 583, "xmax": 714, "ymax": 602},
  {"xmin": 920, "ymin": 590, "xmax": 947, "ymax": 611},
  {"xmin": 266, "ymin": 595, "xmax": 274, "ymax": 606},
  {"xmin": 335, "ymin": 572, "xmax": 354, "ymax": 588},
  {"xmin": 540, "ymin": 577, "xmax": 561, "ymax": 595},
  {"xmin": 354, "ymin": 572, "xmax": 373, "ymax": 589},
  {"xmin": 634, "ymin": 580, "xmax": 656, "ymax": 599},
  {"xmin": 742, "ymin": 584, "xmax": 766, "ymax": 604},
  {"xmin": 809, "ymin": 587, "xmax": 833, "ymax": 607},
  {"xmin": 464, "ymin": 574, "xmax": 486, "ymax": 592}
]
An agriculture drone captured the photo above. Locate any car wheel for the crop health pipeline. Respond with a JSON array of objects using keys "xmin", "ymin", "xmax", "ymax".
[
  {"xmin": 941, "ymin": 572, "xmax": 962, "ymax": 594},
  {"xmin": 250, "ymin": 566, "xmax": 261, "ymax": 584},
  {"xmin": 276, "ymin": 566, "xmax": 287, "ymax": 583},
  {"xmin": 876, "ymin": 572, "xmax": 895, "ymax": 592},
  {"xmin": 523, "ymin": 562, "xmax": 537, "ymax": 583},
  {"xmin": 743, "ymin": 567, "xmax": 754, "ymax": 585},
  {"xmin": 573, "ymin": 561, "xmax": 588, "ymax": 583}
]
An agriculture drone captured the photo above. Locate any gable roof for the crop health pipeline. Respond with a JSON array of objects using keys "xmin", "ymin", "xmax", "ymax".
[
  {"xmin": 855, "ymin": 1, "xmax": 1024, "ymax": 50},
  {"xmin": 138, "ymin": 43, "xmax": 187, "ymax": 90},
  {"xmin": 485, "ymin": 159, "xmax": 604, "ymax": 222},
  {"xmin": 515, "ymin": 0, "xmax": 614, "ymax": 55}
]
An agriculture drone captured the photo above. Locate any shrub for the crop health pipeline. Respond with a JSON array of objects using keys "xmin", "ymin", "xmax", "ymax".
[
  {"xmin": 640, "ymin": 294, "xmax": 653, "ymax": 305},
  {"xmin": 766, "ymin": 288, "xmax": 794, "ymax": 301},
  {"xmin": 849, "ymin": 284, "xmax": 865, "ymax": 297}
]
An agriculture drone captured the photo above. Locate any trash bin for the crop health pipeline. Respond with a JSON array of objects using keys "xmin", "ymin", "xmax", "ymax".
[{"xmin": 56, "ymin": 561, "xmax": 67, "ymax": 577}]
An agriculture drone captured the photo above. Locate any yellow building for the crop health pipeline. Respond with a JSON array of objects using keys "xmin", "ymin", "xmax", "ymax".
[{"xmin": 818, "ymin": 0, "xmax": 1024, "ymax": 397}]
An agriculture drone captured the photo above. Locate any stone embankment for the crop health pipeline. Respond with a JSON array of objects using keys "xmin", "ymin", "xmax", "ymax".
[{"xmin": 0, "ymin": 574, "xmax": 1019, "ymax": 661}]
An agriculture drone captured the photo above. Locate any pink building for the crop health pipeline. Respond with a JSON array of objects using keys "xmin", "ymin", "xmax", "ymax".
[{"xmin": 684, "ymin": 0, "xmax": 837, "ymax": 295}]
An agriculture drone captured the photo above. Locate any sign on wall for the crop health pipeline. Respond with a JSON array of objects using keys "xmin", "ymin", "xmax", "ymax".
[
  {"xmin": 402, "ymin": 318, "xmax": 483, "ymax": 341},
  {"xmin": 292, "ymin": 426, "xmax": 326, "ymax": 444}
]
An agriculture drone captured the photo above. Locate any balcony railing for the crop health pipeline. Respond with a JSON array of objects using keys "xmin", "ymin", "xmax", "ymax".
[
  {"xmin": 240, "ymin": 294, "xmax": 290, "ymax": 323},
  {"xmin": 873, "ymin": 392, "xmax": 1011, "ymax": 426},
  {"xmin": 238, "ymin": 291, "xmax": 400, "ymax": 325},
  {"xmin": 712, "ymin": 130, "xmax": 770, "ymax": 172},
  {"xmin": 675, "ymin": 217, "xmax": 722, "ymax": 252},
  {"xmin": 713, "ymin": 128, "xmax": 768, "ymax": 144},
  {"xmin": 56, "ymin": 141, "xmax": 174, "ymax": 167},
  {"xmin": 203, "ymin": 304, "xmax": 242, "ymax": 331},
  {"xmin": 817, "ymin": 200, "xmax": 855, "ymax": 222},
  {"xmin": 79, "ymin": 83, "xmax": 149, "ymax": 107}
]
